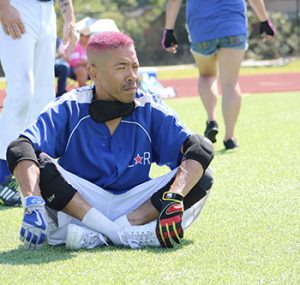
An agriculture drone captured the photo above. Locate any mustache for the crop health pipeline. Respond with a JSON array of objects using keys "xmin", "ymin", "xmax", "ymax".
[{"xmin": 123, "ymin": 83, "xmax": 137, "ymax": 89}]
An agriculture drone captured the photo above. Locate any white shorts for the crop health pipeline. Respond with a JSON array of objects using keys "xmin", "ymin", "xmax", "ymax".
[{"xmin": 46, "ymin": 161, "xmax": 210, "ymax": 245}]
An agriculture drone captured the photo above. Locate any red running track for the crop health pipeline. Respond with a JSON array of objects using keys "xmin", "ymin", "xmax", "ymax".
[
  {"xmin": 1, "ymin": 73, "xmax": 300, "ymax": 109},
  {"xmin": 160, "ymin": 72, "xmax": 300, "ymax": 98}
]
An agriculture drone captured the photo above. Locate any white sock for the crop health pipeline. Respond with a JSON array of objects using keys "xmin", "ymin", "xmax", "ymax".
[
  {"xmin": 114, "ymin": 215, "xmax": 132, "ymax": 227},
  {"xmin": 82, "ymin": 208, "xmax": 122, "ymax": 245}
]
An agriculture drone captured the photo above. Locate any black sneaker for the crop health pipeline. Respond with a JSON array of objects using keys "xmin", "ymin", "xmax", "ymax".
[
  {"xmin": 0, "ymin": 176, "xmax": 22, "ymax": 207},
  {"xmin": 204, "ymin": 121, "xmax": 218, "ymax": 143},
  {"xmin": 223, "ymin": 139, "xmax": 238, "ymax": 150}
]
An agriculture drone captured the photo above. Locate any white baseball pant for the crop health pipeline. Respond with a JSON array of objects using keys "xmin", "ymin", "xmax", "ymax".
[
  {"xmin": 45, "ymin": 161, "xmax": 210, "ymax": 245},
  {"xmin": 0, "ymin": 0, "xmax": 56, "ymax": 159}
]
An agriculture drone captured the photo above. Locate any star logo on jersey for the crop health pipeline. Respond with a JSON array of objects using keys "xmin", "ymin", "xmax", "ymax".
[
  {"xmin": 128, "ymin": 152, "xmax": 151, "ymax": 168},
  {"xmin": 134, "ymin": 154, "xmax": 143, "ymax": 165}
]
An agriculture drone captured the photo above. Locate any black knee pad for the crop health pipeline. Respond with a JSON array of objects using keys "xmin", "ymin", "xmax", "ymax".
[
  {"xmin": 39, "ymin": 156, "xmax": 77, "ymax": 211},
  {"xmin": 151, "ymin": 167, "xmax": 213, "ymax": 212},
  {"xmin": 182, "ymin": 134, "xmax": 214, "ymax": 170}
]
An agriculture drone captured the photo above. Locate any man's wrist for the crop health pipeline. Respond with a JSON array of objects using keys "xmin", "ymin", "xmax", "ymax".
[
  {"xmin": 0, "ymin": 1, "xmax": 10, "ymax": 9},
  {"xmin": 24, "ymin": 196, "xmax": 45, "ymax": 209},
  {"xmin": 0, "ymin": 1, "xmax": 10, "ymax": 15},
  {"xmin": 162, "ymin": 191, "xmax": 183, "ymax": 202}
]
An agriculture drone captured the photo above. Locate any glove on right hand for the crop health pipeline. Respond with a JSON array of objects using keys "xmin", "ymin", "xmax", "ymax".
[
  {"xmin": 162, "ymin": 29, "xmax": 178, "ymax": 49},
  {"xmin": 20, "ymin": 196, "xmax": 47, "ymax": 249},
  {"xmin": 259, "ymin": 20, "xmax": 275, "ymax": 36},
  {"xmin": 156, "ymin": 191, "xmax": 184, "ymax": 248}
]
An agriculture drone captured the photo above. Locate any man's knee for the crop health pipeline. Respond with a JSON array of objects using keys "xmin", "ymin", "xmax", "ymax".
[{"xmin": 38, "ymin": 156, "xmax": 77, "ymax": 211}]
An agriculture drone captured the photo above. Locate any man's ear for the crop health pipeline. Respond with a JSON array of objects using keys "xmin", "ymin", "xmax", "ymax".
[{"xmin": 87, "ymin": 63, "xmax": 97, "ymax": 81}]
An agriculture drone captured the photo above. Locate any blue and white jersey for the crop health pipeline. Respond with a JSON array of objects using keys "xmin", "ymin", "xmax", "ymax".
[{"xmin": 21, "ymin": 86, "xmax": 192, "ymax": 194}]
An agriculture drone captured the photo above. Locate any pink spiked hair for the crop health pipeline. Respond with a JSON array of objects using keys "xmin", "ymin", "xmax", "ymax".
[{"xmin": 87, "ymin": 31, "xmax": 134, "ymax": 52}]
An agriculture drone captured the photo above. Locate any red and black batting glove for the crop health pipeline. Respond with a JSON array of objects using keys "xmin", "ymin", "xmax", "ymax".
[
  {"xmin": 161, "ymin": 29, "xmax": 178, "ymax": 49},
  {"xmin": 259, "ymin": 20, "xmax": 275, "ymax": 36},
  {"xmin": 156, "ymin": 191, "xmax": 184, "ymax": 248}
]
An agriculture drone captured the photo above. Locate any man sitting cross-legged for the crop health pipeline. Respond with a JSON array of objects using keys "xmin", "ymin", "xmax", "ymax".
[{"xmin": 6, "ymin": 31, "xmax": 214, "ymax": 250}]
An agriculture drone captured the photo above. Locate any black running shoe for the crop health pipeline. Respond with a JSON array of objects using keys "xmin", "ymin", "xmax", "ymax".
[
  {"xmin": 223, "ymin": 139, "xmax": 238, "ymax": 150},
  {"xmin": 204, "ymin": 121, "xmax": 218, "ymax": 143},
  {"xmin": 0, "ymin": 176, "xmax": 22, "ymax": 207}
]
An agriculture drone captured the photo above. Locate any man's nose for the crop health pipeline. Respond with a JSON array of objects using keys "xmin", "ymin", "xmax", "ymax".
[{"xmin": 127, "ymin": 69, "xmax": 138, "ymax": 82}]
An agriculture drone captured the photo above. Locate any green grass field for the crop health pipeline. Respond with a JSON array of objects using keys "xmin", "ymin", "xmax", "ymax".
[
  {"xmin": 0, "ymin": 91, "xmax": 299, "ymax": 284},
  {"xmin": 157, "ymin": 58, "xmax": 300, "ymax": 79}
]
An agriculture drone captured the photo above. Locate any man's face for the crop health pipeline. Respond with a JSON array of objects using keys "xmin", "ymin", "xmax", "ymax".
[{"xmin": 91, "ymin": 45, "xmax": 139, "ymax": 103}]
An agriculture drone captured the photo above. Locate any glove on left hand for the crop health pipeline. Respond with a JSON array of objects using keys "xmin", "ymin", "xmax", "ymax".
[
  {"xmin": 162, "ymin": 29, "xmax": 178, "ymax": 49},
  {"xmin": 156, "ymin": 191, "xmax": 184, "ymax": 248},
  {"xmin": 259, "ymin": 20, "xmax": 275, "ymax": 36},
  {"xmin": 20, "ymin": 196, "xmax": 47, "ymax": 249}
]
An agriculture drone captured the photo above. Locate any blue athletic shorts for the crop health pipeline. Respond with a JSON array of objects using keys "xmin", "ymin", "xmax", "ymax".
[{"xmin": 191, "ymin": 35, "xmax": 248, "ymax": 57}]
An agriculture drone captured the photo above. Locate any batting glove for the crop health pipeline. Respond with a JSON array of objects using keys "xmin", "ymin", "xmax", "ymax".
[
  {"xmin": 162, "ymin": 29, "xmax": 178, "ymax": 49},
  {"xmin": 156, "ymin": 191, "xmax": 184, "ymax": 248},
  {"xmin": 259, "ymin": 20, "xmax": 275, "ymax": 36},
  {"xmin": 20, "ymin": 196, "xmax": 47, "ymax": 249}
]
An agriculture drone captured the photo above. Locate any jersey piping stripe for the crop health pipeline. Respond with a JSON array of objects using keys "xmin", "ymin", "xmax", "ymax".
[
  {"xmin": 64, "ymin": 115, "xmax": 91, "ymax": 153},
  {"xmin": 121, "ymin": 120, "xmax": 152, "ymax": 143}
]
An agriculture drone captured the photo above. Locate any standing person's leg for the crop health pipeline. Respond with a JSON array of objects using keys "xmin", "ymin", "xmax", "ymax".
[
  {"xmin": 191, "ymin": 49, "xmax": 219, "ymax": 143},
  {"xmin": 26, "ymin": 2, "xmax": 56, "ymax": 125},
  {"xmin": 0, "ymin": 0, "xmax": 41, "ymax": 205},
  {"xmin": 0, "ymin": 18, "xmax": 35, "ymax": 162},
  {"xmin": 0, "ymin": 0, "xmax": 37, "ymax": 200},
  {"xmin": 55, "ymin": 60, "xmax": 70, "ymax": 97},
  {"xmin": 217, "ymin": 48, "xmax": 245, "ymax": 148}
]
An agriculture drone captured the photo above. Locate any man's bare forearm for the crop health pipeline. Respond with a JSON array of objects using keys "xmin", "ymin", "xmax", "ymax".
[
  {"xmin": 57, "ymin": 0, "xmax": 77, "ymax": 55},
  {"xmin": 57, "ymin": 0, "xmax": 75, "ymax": 23},
  {"xmin": 169, "ymin": 159, "xmax": 204, "ymax": 197},
  {"xmin": 14, "ymin": 160, "xmax": 41, "ymax": 198}
]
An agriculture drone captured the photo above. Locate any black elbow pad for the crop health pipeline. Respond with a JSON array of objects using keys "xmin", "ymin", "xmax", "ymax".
[
  {"xmin": 6, "ymin": 137, "xmax": 39, "ymax": 173},
  {"xmin": 182, "ymin": 134, "xmax": 214, "ymax": 170}
]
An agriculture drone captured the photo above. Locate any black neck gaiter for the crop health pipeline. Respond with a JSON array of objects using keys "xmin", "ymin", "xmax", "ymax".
[
  {"xmin": 89, "ymin": 100, "xmax": 135, "ymax": 123},
  {"xmin": 89, "ymin": 87, "xmax": 135, "ymax": 123}
]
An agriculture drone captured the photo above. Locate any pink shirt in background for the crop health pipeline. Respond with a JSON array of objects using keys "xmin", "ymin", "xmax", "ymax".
[{"xmin": 67, "ymin": 42, "xmax": 87, "ymax": 68}]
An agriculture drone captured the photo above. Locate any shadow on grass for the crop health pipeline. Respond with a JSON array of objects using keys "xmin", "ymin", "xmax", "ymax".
[
  {"xmin": 0, "ymin": 239, "xmax": 194, "ymax": 265},
  {"xmin": 214, "ymin": 148, "xmax": 238, "ymax": 156},
  {"xmin": 140, "ymin": 239, "xmax": 194, "ymax": 253},
  {"xmin": 0, "ymin": 245, "xmax": 73, "ymax": 265}
]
